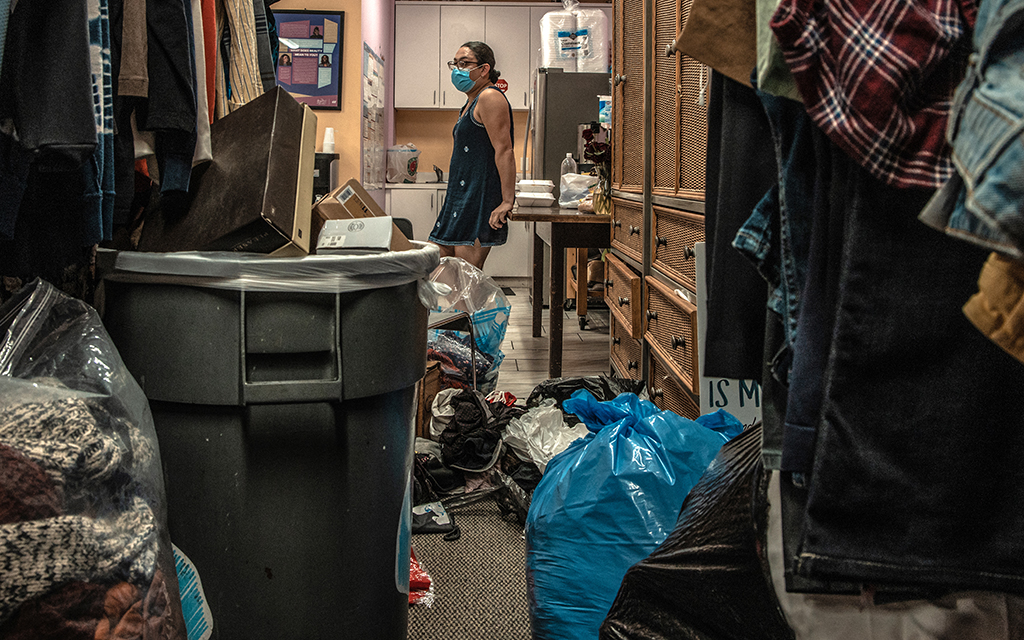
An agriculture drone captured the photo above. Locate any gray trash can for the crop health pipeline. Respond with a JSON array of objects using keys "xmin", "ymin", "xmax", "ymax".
[{"xmin": 96, "ymin": 246, "xmax": 440, "ymax": 640}]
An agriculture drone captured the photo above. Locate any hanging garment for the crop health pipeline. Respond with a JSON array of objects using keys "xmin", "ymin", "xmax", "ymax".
[
  {"xmin": 117, "ymin": 0, "xmax": 148, "ymax": 97},
  {"xmin": 82, "ymin": 0, "xmax": 116, "ymax": 245},
  {"xmin": 963, "ymin": 252, "xmax": 1024, "ymax": 365},
  {"xmin": 251, "ymin": 0, "xmax": 277, "ymax": 93},
  {"xmin": 919, "ymin": 0, "xmax": 1024, "ymax": 260},
  {"xmin": 755, "ymin": 0, "xmax": 800, "ymax": 102},
  {"xmin": 214, "ymin": 0, "xmax": 263, "ymax": 117},
  {"xmin": 770, "ymin": 0, "xmax": 977, "ymax": 189}
]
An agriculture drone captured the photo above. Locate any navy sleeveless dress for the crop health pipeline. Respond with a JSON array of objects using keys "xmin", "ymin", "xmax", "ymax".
[{"xmin": 429, "ymin": 86, "xmax": 514, "ymax": 247}]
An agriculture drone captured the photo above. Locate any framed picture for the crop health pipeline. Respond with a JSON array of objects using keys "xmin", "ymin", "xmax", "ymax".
[{"xmin": 273, "ymin": 10, "xmax": 344, "ymax": 110}]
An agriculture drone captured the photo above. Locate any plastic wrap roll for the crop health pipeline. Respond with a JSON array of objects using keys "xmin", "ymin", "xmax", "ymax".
[{"xmin": 540, "ymin": 10, "xmax": 577, "ymax": 71}]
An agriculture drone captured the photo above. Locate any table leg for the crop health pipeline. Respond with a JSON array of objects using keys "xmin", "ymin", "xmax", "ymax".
[
  {"xmin": 576, "ymin": 247, "xmax": 588, "ymax": 320},
  {"xmin": 549, "ymin": 230, "xmax": 565, "ymax": 379},
  {"xmin": 531, "ymin": 223, "xmax": 543, "ymax": 338}
]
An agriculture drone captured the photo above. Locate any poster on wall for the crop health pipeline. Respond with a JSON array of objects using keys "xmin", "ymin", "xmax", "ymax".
[
  {"xmin": 273, "ymin": 10, "xmax": 344, "ymax": 110},
  {"xmin": 361, "ymin": 44, "xmax": 386, "ymax": 191}
]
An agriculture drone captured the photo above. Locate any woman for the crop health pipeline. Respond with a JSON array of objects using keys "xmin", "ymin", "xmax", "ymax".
[{"xmin": 428, "ymin": 41, "xmax": 515, "ymax": 271}]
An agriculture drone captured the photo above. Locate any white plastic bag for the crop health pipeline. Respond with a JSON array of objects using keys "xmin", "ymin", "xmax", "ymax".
[
  {"xmin": 386, "ymin": 144, "xmax": 420, "ymax": 183},
  {"xmin": 503, "ymin": 404, "xmax": 589, "ymax": 473},
  {"xmin": 559, "ymin": 173, "xmax": 599, "ymax": 208}
]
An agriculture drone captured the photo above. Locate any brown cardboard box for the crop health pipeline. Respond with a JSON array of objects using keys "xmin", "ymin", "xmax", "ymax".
[
  {"xmin": 416, "ymin": 361, "xmax": 442, "ymax": 440},
  {"xmin": 311, "ymin": 178, "xmax": 415, "ymax": 252},
  {"xmin": 138, "ymin": 87, "xmax": 317, "ymax": 255}
]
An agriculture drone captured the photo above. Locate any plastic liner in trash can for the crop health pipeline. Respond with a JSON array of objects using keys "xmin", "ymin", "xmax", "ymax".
[
  {"xmin": 95, "ymin": 244, "xmax": 440, "ymax": 640},
  {"xmin": 526, "ymin": 390, "xmax": 734, "ymax": 640},
  {"xmin": 600, "ymin": 424, "xmax": 795, "ymax": 640},
  {"xmin": 0, "ymin": 279, "xmax": 187, "ymax": 638}
]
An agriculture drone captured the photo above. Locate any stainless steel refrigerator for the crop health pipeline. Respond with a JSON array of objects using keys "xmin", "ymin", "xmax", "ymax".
[{"xmin": 529, "ymin": 68, "xmax": 611, "ymax": 185}]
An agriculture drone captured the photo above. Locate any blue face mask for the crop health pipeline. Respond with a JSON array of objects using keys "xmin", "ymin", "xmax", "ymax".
[{"xmin": 451, "ymin": 67, "xmax": 478, "ymax": 93}]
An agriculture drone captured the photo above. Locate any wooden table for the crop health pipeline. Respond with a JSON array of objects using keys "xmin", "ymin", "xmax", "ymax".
[{"xmin": 510, "ymin": 206, "xmax": 611, "ymax": 379}]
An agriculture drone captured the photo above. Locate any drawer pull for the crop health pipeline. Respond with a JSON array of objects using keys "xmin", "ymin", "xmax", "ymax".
[
  {"xmin": 665, "ymin": 40, "xmax": 677, "ymax": 57},
  {"xmin": 604, "ymin": 279, "xmax": 614, "ymax": 288},
  {"xmin": 652, "ymin": 388, "xmax": 664, "ymax": 399},
  {"xmin": 629, "ymin": 225, "xmax": 640, "ymax": 236},
  {"xmin": 671, "ymin": 335, "xmax": 686, "ymax": 350},
  {"xmin": 612, "ymin": 337, "xmax": 621, "ymax": 346},
  {"xmin": 627, "ymin": 360, "xmax": 638, "ymax": 371},
  {"xmin": 647, "ymin": 310, "xmax": 658, "ymax": 321},
  {"xmin": 656, "ymin": 236, "xmax": 668, "ymax": 247},
  {"xmin": 614, "ymin": 73, "xmax": 628, "ymax": 86},
  {"xmin": 612, "ymin": 220, "xmax": 622, "ymax": 228},
  {"xmin": 618, "ymin": 296, "xmax": 630, "ymax": 307},
  {"xmin": 683, "ymin": 246, "xmax": 695, "ymax": 259}
]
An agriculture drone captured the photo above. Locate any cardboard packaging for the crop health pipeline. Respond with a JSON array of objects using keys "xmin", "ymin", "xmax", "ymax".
[
  {"xmin": 311, "ymin": 178, "xmax": 415, "ymax": 252},
  {"xmin": 316, "ymin": 217, "xmax": 394, "ymax": 253},
  {"xmin": 138, "ymin": 87, "xmax": 317, "ymax": 255}
]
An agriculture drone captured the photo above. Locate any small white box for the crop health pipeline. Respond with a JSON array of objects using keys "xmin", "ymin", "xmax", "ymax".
[
  {"xmin": 516, "ymin": 179, "xmax": 555, "ymax": 194},
  {"xmin": 316, "ymin": 217, "xmax": 394, "ymax": 253},
  {"xmin": 516, "ymin": 193, "xmax": 556, "ymax": 207}
]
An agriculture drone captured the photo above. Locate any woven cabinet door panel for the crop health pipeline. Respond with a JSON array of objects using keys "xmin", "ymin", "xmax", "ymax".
[
  {"xmin": 612, "ymin": 0, "xmax": 644, "ymax": 193},
  {"xmin": 651, "ymin": 205, "xmax": 704, "ymax": 291},
  {"xmin": 649, "ymin": 348, "xmax": 700, "ymax": 420},
  {"xmin": 644, "ymin": 275, "xmax": 699, "ymax": 394},
  {"xmin": 652, "ymin": 0, "xmax": 681, "ymax": 195},
  {"xmin": 610, "ymin": 313, "xmax": 643, "ymax": 379},
  {"xmin": 606, "ymin": 252, "xmax": 643, "ymax": 340},
  {"xmin": 676, "ymin": 55, "xmax": 709, "ymax": 200},
  {"xmin": 611, "ymin": 197, "xmax": 644, "ymax": 262}
]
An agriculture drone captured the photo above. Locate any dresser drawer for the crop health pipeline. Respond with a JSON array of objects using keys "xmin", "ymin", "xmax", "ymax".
[
  {"xmin": 644, "ymin": 275, "xmax": 699, "ymax": 394},
  {"xmin": 649, "ymin": 348, "xmax": 700, "ymax": 420},
  {"xmin": 611, "ymin": 197, "xmax": 644, "ymax": 263},
  {"xmin": 651, "ymin": 205, "xmax": 704, "ymax": 292},
  {"xmin": 606, "ymin": 252, "xmax": 643, "ymax": 340},
  {"xmin": 610, "ymin": 313, "xmax": 643, "ymax": 380}
]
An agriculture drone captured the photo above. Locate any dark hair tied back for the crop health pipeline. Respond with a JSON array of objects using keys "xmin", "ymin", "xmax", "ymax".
[{"xmin": 462, "ymin": 41, "xmax": 500, "ymax": 83}]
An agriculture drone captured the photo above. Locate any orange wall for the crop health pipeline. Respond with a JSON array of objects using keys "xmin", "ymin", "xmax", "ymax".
[{"xmin": 394, "ymin": 109, "xmax": 530, "ymax": 176}]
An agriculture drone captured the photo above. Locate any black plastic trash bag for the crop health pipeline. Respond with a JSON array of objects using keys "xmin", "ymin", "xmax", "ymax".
[
  {"xmin": 600, "ymin": 424, "xmax": 794, "ymax": 640},
  {"xmin": 526, "ymin": 375, "xmax": 647, "ymax": 424}
]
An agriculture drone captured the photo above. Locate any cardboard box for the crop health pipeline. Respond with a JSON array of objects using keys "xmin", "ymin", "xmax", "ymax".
[
  {"xmin": 416, "ymin": 361, "xmax": 442, "ymax": 440},
  {"xmin": 316, "ymin": 217, "xmax": 393, "ymax": 253},
  {"xmin": 138, "ymin": 87, "xmax": 317, "ymax": 255},
  {"xmin": 312, "ymin": 178, "xmax": 415, "ymax": 252}
]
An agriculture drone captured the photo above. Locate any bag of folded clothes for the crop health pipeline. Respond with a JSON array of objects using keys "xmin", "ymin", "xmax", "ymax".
[{"xmin": 0, "ymin": 279, "xmax": 187, "ymax": 639}]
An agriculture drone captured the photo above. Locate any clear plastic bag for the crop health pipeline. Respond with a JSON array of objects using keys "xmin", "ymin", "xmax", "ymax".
[
  {"xmin": 559, "ymin": 173, "xmax": 599, "ymax": 208},
  {"xmin": 386, "ymin": 144, "xmax": 420, "ymax": 184},
  {"xmin": 503, "ymin": 403, "xmax": 589, "ymax": 473},
  {"xmin": 0, "ymin": 279, "xmax": 187, "ymax": 637}
]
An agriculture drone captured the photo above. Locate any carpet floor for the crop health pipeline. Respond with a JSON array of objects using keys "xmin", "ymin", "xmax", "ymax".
[{"xmin": 408, "ymin": 498, "xmax": 531, "ymax": 639}]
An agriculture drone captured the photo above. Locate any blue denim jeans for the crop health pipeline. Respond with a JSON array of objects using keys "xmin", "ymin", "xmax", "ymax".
[
  {"xmin": 792, "ymin": 153, "xmax": 1024, "ymax": 593},
  {"xmin": 919, "ymin": 0, "xmax": 1024, "ymax": 259}
]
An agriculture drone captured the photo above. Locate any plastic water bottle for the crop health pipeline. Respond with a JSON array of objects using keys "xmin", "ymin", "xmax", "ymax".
[{"xmin": 560, "ymin": 152, "xmax": 577, "ymax": 177}]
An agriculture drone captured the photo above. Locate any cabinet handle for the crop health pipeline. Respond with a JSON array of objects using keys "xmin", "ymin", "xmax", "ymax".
[
  {"xmin": 430, "ymin": 193, "xmax": 434, "ymax": 209},
  {"xmin": 614, "ymin": 73, "xmax": 627, "ymax": 86},
  {"xmin": 618, "ymin": 296, "xmax": 630, "ymax": 307},
  {"xmin": 524, "ymin": 91, "xmax": 527, "ymax": 106},
  {"xmin": 628, "ymin": 360, "xmax": 638, "ymax": 371},
  {"xmin": 665, "ymin": 39, "xmax": 677, "ymax": 57},
  {"xmin": 652, "ymin": 387, "xmax": 664, "ymax": 399},
  {"xmin": 612, "ymin": 337, "xmax": 621, "ymax": 346},
  {"xmin": 671, "ymin": 335, "xmax": 685, "ymax": 350},
  {"xmin": 433, "ymin": 90, "xmax": 437, "ymax": 106},
  {"xmin": 647, "ymin": 310, "xmax": 658, "ymax": 321},
  {"xmin": 629, "ymin": 225, "xmax": 640, "ymax": 236},
  {"xmin": 604, "ymin": 279, "xmax": 613, "ymax": 288},
  {"xmin": 612, "ymin": 220, "xmax": 622, "ymax": 228},
  {"xmin": 683, "ymin": 246, "xmax": 695, "ymax": 259},
  {"xmin": 655, "ymin": 236, "xmax": 668, "ymax": 247}
]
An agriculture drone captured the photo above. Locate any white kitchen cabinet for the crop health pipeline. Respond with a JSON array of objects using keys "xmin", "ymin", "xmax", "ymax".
[
  {"xmin": 484, "ymin": 6, "xmax": 532, "ymax": 110},
  {"xmin": 394, "ymin": 5, "xmax": 441, "ymax": 108},
  {"xmin": 395, "ymin": 3, "xmax": 542, "ymax": 111},
  {"xmin": 387, "ymin": 187, "xmax": 444, "ymax": 243},
  {"xmin": 485, "ymin": 219, "xmax": 531, "ymax": 278}
]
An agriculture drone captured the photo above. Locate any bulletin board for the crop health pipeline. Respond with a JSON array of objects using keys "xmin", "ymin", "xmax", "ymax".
[
  {"xmin": 361, "ymin": 44, "xmax": 386, "ymax": 191},
  {"xmin": 273, "ymin": 10, "xmax": 344, "ymax": 109}
]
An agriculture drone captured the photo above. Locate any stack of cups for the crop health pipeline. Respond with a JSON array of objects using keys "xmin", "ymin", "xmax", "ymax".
[{"xmin": 323, "ymin": 127, "xmax": 336, "ymax": 153}]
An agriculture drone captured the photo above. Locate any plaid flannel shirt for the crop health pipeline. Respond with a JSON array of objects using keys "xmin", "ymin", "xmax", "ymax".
[{"xmin": 771, "ymin": 0, "xmax": 978, "ymax": 189}]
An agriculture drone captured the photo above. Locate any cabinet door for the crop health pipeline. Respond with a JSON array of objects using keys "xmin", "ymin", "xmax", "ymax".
[
  {"xmin": 485, "ymin": 220, "xmax": 530, "ymax": 278},
  {"xmin": 485, "ymin": 6, "xmax": 531, "ymax": 110},
  {"xmin": 388, "ymin": 189, "xmax": 439, "ymax": 243},
  {"xmin": 439, "ymin": 6, "xmax": 486, "ymax": 109},
  {"xmin": 612, "ymin": 0, "xmax": 645, "ymax": 193},
  {"xmin": 394, "ymin": 5, "xmax": 441, "ymax": 109}
]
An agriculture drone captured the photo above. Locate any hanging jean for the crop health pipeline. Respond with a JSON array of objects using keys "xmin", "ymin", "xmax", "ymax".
[
  {"xmin": 919, "ymin": 0, "xmax": 1024, "ymax": 260},
  {"xmin": 792, "ymin": 152, "xmax": 1024, "ymax": 594}
]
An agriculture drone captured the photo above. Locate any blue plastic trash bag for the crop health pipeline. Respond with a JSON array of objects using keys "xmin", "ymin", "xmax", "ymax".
[{"xmin": 526, "ymin": 390, "xmax": 739, "ymax": 640}]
